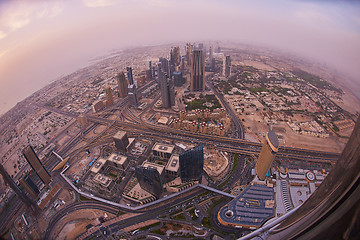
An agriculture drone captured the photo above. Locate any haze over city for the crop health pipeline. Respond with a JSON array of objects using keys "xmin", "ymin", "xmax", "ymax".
[
  {"xmin": 1, "ymin": 1, "xmax": 360, "ymax": 239},
  {"xmin": 0, "ymin": 0, "xmax": 360, "ymax": 115}
]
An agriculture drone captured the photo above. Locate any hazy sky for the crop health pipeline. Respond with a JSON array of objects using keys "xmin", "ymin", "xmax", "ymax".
[{"xmin": 0, "ymin": 0, "xmax": 360, "ymax": 115}]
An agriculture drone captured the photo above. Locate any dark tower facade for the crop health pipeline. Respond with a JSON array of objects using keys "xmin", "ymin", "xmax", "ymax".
[
  {"xmin": 23, "ymin": 146, "xmax": 51, "ymax": 184},
  {"xmin": 20, "ymin": 175, "xmax": 39, "ymax": 199},
  {"xmin": 190, "ymin": 50, "xmax": 205, "ymax": 92},
  {"xmin": 0, "ymin": 164, "xmax": 39, "ymax": 213},
  {"xmin": 159, "ymin": 57, "xmax": 169, "ymax": 77},
  {"xmin": 128, "ymin": 84, "xmax": 138, "ymax": 106},
  {"xmin": 113, "ymin": 131, "xmax": 129, "ymax": 152},
  {"xmin": 223, "ymin": 55, "xmax": 231, "ymax": 78},
  {"xmin": 159, "ymin": 70, "xmax": 175, "ymax": 108},
  {"xmin": 126, "ymin": 66, "xmax": 134, "ymax": 85},
  {"xmin": 179, "ymin": 145, "xmax": 204, "ymax": 183},
  {"xmin": 135, "ymin": 166, "xmax": 163, "ymax": 198},
  {"xmin": 116, "ymin": 72, "xmax": 128, "ymax": 98}
]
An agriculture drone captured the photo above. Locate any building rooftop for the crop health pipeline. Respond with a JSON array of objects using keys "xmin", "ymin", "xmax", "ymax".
[
  {"xmin": 267, "ymin": 127, "xmax": 279, "ymax": 151},
  {"xmin": 107, "ymin": 153, "xmax": 127, "ymax": 165},
  {"xmin": 142, "ymin": 161, "xmax": 165, "ymax": 175},
  {"xmin": 165, "ymin": 154, "xmax": 179, "ymax": 172},
  {"xmin": 152, "ymin": 143, "xmax": 174, "ymax": 154},
  {"xmin": 113, "ymin": 131, "xmax": 127, "ymax": 140},
  {"xmin": 93, "ymin": 173, "xmax": 111, "ymax": 187},
  {"xmin": 90, "ymin": 158, "xmax": 106, "ymax": 173},
  {"xmin": 218, "ymin": 183, "xmax": 275, "ymax": 228},
  {"xmin": 157, "ymin": 117, "xmax": 169, "ymax": 125}
]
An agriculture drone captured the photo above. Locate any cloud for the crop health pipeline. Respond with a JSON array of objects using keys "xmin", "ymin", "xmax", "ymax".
[
  {"xmin": 0, "ymin": 1, "xmax": 64, "ymax": 40},
  {"xmin": 293, "ymin": 9, "xmax": 330, "ymax": 24},
  {"xmin": 0, "ymin": 30, "xmax": 7, "ymax": 39},
  {"xmin": 82, "ymin": 0, "xmax": 121, "ymax": 7}
]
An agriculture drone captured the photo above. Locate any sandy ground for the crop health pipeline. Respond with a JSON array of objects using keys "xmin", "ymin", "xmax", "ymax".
[
  {"xmin": 241, "ymin": 111, "xmax": 347, "ymax": 153},
  {"xmin": 53, "ymin": 209, "xmax": 114, "ymax": 240},
  {"xmin": 242, "ymin": 60, "xmax": 276, "ymax": 71}
]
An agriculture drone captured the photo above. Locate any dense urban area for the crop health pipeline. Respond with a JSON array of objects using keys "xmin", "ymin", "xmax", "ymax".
[{"xmin": 0, "ymin": 42, "xmax": 359, "ymax": 240}]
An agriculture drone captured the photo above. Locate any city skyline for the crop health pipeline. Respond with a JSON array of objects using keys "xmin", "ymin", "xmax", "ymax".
[
  {"xmin": 0, "ymin": 0, "xmax": 360, "ymax": 115},
  {"xmin": 0, "ymin": 40, "xmax": 357, "ymax": 239}
]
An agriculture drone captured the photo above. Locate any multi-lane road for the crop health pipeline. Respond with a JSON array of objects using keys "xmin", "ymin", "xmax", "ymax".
[{"xmin": 8, "ymin": 78, "xmax": 342, "ymax": 239}]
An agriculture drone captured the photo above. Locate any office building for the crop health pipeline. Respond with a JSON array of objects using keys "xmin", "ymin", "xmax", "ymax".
[
  {"xmin": 128, "ymin": 84, "xmax": 138, "ymax": 106},
  {"xmin": 152, "ymin": 143, "xmax": 174, "ymax": 159},
  {"xmin": 159, "ymin": 57, "xmax": 169, "ymax": 77},
  {"xmin": 165, "ymin": 154, "xmax": 179, "ymax": 177},
  {"xmin": 92, "ymin": 100, "xmax": 104, "ymax": 113},
  {"xmin": 185, "ymin": 43, "xmax": 193, "ymax": 64},
  {"xmin": 126, "ymin": 66, "xmax": 134, "ymax": 85},
  {"xmin": 107, "ymin": 153, "xmax": 129, "ymax": 169},
  {"xmin": 104, "ymin": 85, "xmax": 114, "ymax": 106},
  {"xmin": 23, "ymin": 146, "xmax": 51, "ymax": 184},
  {"xmin": 173, "ymin": 72, "xmax": 185, "ymax": 87},
  {"xmin": 78, "ymin": 114, "xmax": 88, "ymax": 128},
  {"xmin": 223, "ymin": 55, "xmax": 231, "ymax": 78},
  {"xmin": 159, "ymin": 70, "xmax": 175, "ymax": 108},
  {"xmin": 179, "ymin": 145, "xmax": 204, "ymax": 183},
  {"xmin": 190, "ymin": 50, "xmax": 205, "ymax": 92},
  {"xmin": 198, "ymin": 43, "xmax": 204, "ymax": 50},
  {"xmin": 20, "ymin": 175, "xmax": 39, "ymax": 199},
  {"xmin": 255, "ymin": 127, "xmax": 279, "ymax": 180},
  {"xmin": 135, "ymin": 166, "xmax": 163, "ymax": 198},
  {"xmin": 116, "ymin": 72, "xmax": 128, "ymax": 98},
  {"xmin": 113, "ymin": 131, "xmax": 129, "ymax": 152},
  {"xmin": 0, "ymin": 165, "xmax": 39, "ymax": 213}
]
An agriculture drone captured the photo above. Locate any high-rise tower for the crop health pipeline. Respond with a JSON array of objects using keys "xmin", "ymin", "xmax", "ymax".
[
  {"xmin": 190, "ymin": 50, "xmax": 205, "ymax": 92},
  {"xmin": 104, "ymin": 85, "xmax": 114, "ymax": 106},
  {"xmin": 23, "ymin": 146, "xmax": 51, "ymax": 184},
  {"xmin": 135, "ymin": 166, "xmax": 163, "ymax": 198},
  {"xmin": 223, "ymin": 55, "xmax": 231, "ymax": 78},
  {"xmin": 179, "ymin": 145, "xmax": 204, "ymax": 183},
  {"xmin": 255, "ymin": 127, "xmax": 279, "ymax": 180},
  {"xmin": 113, "ymin": 131, "xmax": 129, "ymax": 152},
  {"xmin": 126, "ymin": 67, "xmax": 134, "ymax": 85},
  {"xmin": 128, "ymin": 84, "xmax": 138, "ymax": 106},
  {"xmin": 0, "ymin": 165, "xmax": 39, "ymax": 213},
  {"xmin": 159, "ymin": 57, "xmax": 170, "ymax": 77},
  {"xmin": 116, "ymin": 72, "xmax": 128, "ymax": 98},
  {"xmin": 159, "ymin": 70, "xmax": 175, "ymax": 108}
]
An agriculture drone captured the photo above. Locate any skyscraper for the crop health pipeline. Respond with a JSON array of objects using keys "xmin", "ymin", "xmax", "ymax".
[
  {"xmin": 255, "ymin": 127, "xmax": 279, "ymax": 180},
  {"xmin": 223, "ymin": 55, "xmax": 231, "ymax": 78},
  {"xmin": 78, "ymin": 114, "xmax": 88, "ymax": 128},
  {"xmin": 23, "ymin": 146, "xmax": 51, "ymax": 184},
  {"xmin": 113, "ymin": 131, "xmax": 129, "ymax": 152},
  {"xmin": 126, "ymin": 66, "xmax": 134, "ymax": 85},
  {"xmin": 0, "ymin": 164, "xmax": 39, "ymax": 213},
  {"xmin": 190, "ymin": 50, "xmax": 205, "ymax": 92},
  {"xmin": 20, "ymin": 175, "xmax": 39, "ymax": 199},
  {"xmin": 135, "ymin": 166, "xmax": 163, "ymax": 198},
  {"xmin": 185, "ymin": 43, "xmax": 193, "ymax": 64},
  {"xmin": 116, "ymin": 72, "xmax": 128, "ymax": 98},
  {"xmin": 159, "ymin": 57, "xmax": 169, "ymax": 77},
  {"xmin": 179, "ymin": 145, "xmax": 204, "ymax": 183},
  {"xmin": 159, "ymin": 70, "xmax": 175, "ymax": 108},
  {"xmin": 128, "ymin": 84, "xmax": 138, "ymax": 106},
  {"xmin": 104, "ymin": 85, "xmax": 114, "ymax": 106},
  {"xmin": 173, "ymin": 71, "xmax": 185, "ymax": 87}
]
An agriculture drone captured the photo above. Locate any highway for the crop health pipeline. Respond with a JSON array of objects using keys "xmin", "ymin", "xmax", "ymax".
[
  {"xmin": 36, "ymin": 77, "xmax": 341, "ymax": 239},
  {"xmin": 207, "ymin": 80, "xmax": 245, "ymax": 139}
]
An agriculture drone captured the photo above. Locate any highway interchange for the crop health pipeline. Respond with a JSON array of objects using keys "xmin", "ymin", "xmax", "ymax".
[{"xmin": 1, "ymin": 78, "xmax": 341, "ymax": 239}]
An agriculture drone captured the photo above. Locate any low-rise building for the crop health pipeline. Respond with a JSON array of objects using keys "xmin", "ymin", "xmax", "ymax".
[
  {"xmin": 152, "ymin": 143, "xmax": 174, "ymax": 159},
  {"xmin": 165, "ymin": 154, "xmax": 179, "ymax": 176}
]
